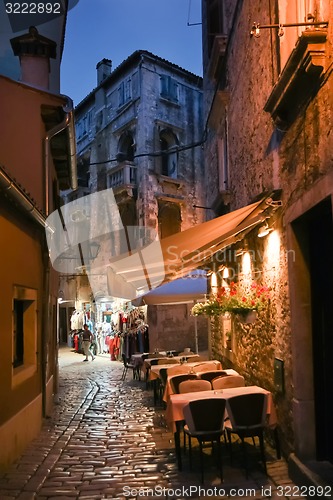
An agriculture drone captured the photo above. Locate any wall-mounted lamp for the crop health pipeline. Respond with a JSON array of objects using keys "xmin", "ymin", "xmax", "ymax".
[
  {"xmin": 250, "ymin": 19, "xmax": 328, "ymax": 38},
  {"xmin": 250, "ymin": 23, "xmax": 261, "ymax": 38},
  {"xmin": 257, "ymin": 221, "xmax": 273, "ymax": 238},
  {"xmin": 278, "ymin": 24, "xmax": 284, "ymax": 37}
]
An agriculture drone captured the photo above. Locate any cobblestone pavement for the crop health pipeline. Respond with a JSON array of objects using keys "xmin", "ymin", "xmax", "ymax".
[{"xmin": 0, "ymin": 346, "xmax": 297, "ymax": 499}]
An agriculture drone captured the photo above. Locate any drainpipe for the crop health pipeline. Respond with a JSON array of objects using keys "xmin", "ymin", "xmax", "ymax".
[{"xmin": 44, "ymin": 95, "xmax": 78, "ymax": 216}]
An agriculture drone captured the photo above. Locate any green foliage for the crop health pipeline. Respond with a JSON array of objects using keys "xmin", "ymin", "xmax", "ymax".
[{"xmin": 191, "ymin": 281, "xmax": 270, "ymax": 317}]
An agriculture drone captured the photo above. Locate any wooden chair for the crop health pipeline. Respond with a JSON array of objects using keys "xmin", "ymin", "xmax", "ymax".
[
  {"xmin": 211, "ymin": 375, "xmax": 245, "ymax": 390},
  {"xmin": 225, "ymin": 393, "xmax": 267, "ymax": 477},
  {"xmin": 199, "ymin": 370, "xmax": 228, "ymax": 383},
  {"xmin": 193, "ymin": 361, "xmax": 221, "ymax": 373},
  {"xmin": 183, "ymin": 398, "xmax": 226, "ymax": 483},
  {"xmin": 167, "ymin": 365, "xmax": 193, "ymax": 377},
  {"xmin": 185, "ymin": 355, "xmax": 202, "ymax": 362},
  {"xmin": 121, "ymin": 354, "xmax": 137, "ymax": 381},
  {"xmin": 157, "ymin": 358, "xmax": 177, "ymax": 365},
  {"xmin": 169, "ymin": 374, "xmax": 198, "ymax": 394},
  {"xmin": 178, "ymin": 379, "xmax": 212, "ymax": 393}
]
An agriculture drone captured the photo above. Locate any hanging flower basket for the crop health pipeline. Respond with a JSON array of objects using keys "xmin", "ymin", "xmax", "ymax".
[
  {"xmin": 235, "ymin": 309, "xmax": 257, "ymax": 324},
  {"xmin": 191, "ymin": 281, "xmax": 270, "ymax": 319}
]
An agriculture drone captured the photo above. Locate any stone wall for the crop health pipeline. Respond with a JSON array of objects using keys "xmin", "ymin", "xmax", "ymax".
[
  {"xmin": 201, "ymin": 0, "xmax": 333, "ymax": 459},
  {"xmin": 147, "ymin": 304, "xmax": 208, "ymax": 353}
]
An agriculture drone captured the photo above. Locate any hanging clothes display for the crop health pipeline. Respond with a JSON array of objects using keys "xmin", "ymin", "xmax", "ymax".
[
  {"xmin": 109, "ymin": 333, "xmax": 121, "ymax": 361},
  {"xmin": 70, "ymin": 310, "xmax": 85, "ymax": 330},
  {"xmin": 120, "ymin": 324, "xmax": 149, "ymax": 360}
]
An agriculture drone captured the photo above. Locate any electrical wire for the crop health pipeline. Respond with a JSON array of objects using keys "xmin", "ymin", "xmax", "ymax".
[{"xmin": 88, "ymin": 137, "xmax": 207, "ymax": 167}]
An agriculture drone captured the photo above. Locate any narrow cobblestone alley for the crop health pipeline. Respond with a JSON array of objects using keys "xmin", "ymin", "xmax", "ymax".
[{"xmin": 0, "ymin": 347, "xmax": 296, "ymax": 499}]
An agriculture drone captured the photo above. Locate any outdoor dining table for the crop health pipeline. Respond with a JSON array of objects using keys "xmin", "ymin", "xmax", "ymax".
[
  {"xmin": 149, "ymin": 359, "xmax": 222, "ymax": 381},
  {"xmin": 142, "ymin": 354, "xmax": 202, "ymax": 391},
  {"xmin": 143, "ymin": 354, "xmax": 201, "ymax": 372},
  {"xmin": 149, "ymin": 360, "xmax": 222, "ymax": 405},
  {"xmin": 130, "ymin": 352, "xmax": 149, "ymax": 368},
  {"xmin": 162, "ymin": 367, "xmax": 239, "ymax": 403},
  {"xmin": 165, "ymin": 385, "xmax": 278, "ymax": 470}
]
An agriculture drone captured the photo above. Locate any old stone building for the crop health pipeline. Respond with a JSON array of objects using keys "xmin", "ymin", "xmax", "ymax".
[
  {"xmin": 201, "ymin": 0, "xmax": 333, "ymax": 485},
  {"xmin": 61, "ymin": 51, "xmax": 207, "ymax": 352}
]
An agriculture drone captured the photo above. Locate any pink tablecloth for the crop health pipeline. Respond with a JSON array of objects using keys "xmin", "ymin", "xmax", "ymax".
[
  {"xmin": 149, "ymin": 360, "xmax": 222, "ymax": 381},
  {"xmin": 143, "ymin": 354, "xmax": 202, "ymax": 374},
  {"xmin": 163, "ymin": 367, "xmax": 238, "ymax": 402},
  {"xmin": 165, "ymin": 385, "xmax": 277, "ymax": 432}
]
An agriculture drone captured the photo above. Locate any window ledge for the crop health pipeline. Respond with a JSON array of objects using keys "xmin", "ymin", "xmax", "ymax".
[
  {"xmin": 159, "ymin": 96, "xmax": 180, "ymax": 107},
  {"xmin": 12, "ymin": 364, "xmax": 36, "ymax": 388},
  {"xmin": 264, "ymin": 29, "xmax": 328, "ymax": 128}
]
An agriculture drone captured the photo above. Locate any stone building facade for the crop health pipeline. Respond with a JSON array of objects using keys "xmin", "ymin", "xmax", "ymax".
[
  {"xmin": 201, "ymin": 0, "xmax": 333, "ymax": 483},
  {"xmin": 67, "ymin": 51, "xmax": 206, "ymax": 352}
]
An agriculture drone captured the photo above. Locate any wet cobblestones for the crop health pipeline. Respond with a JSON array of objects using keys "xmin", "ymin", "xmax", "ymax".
[{"xmin": 0, "ymin": 347, "xmax": 296, "ymax": 499}]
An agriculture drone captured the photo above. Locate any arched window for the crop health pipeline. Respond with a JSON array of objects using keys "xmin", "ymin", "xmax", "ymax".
[
  {"xmin": 159, "ymin": 129, "xmax": 178, "ymax": 178},
  {"xmin": 117, "ymin": 131, "xmax": 135, "ymax": 162}
]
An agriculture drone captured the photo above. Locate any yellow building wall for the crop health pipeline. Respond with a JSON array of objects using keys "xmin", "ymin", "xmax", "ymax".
[{"xmin": 0, "ymin": 394, "xmax": 42, "ymax": 473}]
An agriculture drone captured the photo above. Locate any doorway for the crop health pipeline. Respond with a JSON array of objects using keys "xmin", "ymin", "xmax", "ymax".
[{"xmin": 292, "ymin": 197, "xmax": 333, "ymax": 461}]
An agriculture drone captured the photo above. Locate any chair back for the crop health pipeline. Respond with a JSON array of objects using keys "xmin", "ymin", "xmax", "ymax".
[
  {"xmin": 199, "ymin": 370, "xmax": 228, "ymax": 382},
  {"xmin": 167, "ymin": 365, "xmax": 192, "ymax": 376},
  {"xmin": 212, "ymin": 375, "xmax": 245, "ymax": 390},
  {"xmin": 157, "ymin": 358, "xmax": 177, "ymax": 365},
  {"xmin": 183, "ymin": 398, "xmax": 226, "ymax": 433},
  {"xmin": 149, "ymin": 359, "xmax": 159, "ymax": 365},
  {"xmin": 193, "ymin": 361, "xmax": 221, "ymax": 373},
  {"xmin": 226, "ymin": 393, "xmax": 267, "ymax": 430},
  {"xmin": 178, "ymin": 379, "xmax": 212, "ymax": 393},
  {"xmin": 186, "ymin": 355, "xmax": 201, "ymax": 362},
  {"xmin": 169, "ymin": 374, "xmax": 198, "ymax": 394}
]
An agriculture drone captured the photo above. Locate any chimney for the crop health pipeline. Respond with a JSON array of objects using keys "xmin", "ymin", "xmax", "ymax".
[
  {"xmin": 96, "ymin": 58, "xmax": 112, "ymax": 85},
  {"xmin": 10, "ymin": 26, "xmax": 57, "ymax": 90}
]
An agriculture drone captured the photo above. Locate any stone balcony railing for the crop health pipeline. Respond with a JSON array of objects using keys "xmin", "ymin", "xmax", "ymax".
[{"xmin": 107, "ymin": 161, "xmax": 137, "ymax": 198}]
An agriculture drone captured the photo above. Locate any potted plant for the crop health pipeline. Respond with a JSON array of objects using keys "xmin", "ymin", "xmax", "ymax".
[{"xmin": 191, "ymin": 281, "xmax": 270, "ymax": 322}]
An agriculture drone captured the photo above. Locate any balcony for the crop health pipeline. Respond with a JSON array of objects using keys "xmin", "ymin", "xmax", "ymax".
[
  {"xmin": 107, "ymin": 161, "xmax": 137, "ymax": 201},
  {"xmin": 264, "ymin": 30, "xmax": 328, "ymax": 129},
  {"xmin": 207, "ymin": 35, "xmax": 228, "ymax": 81}
]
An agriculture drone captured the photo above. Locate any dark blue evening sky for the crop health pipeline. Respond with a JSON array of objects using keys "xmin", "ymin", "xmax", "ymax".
[{"xmin": 61, "ymin": 0, "xmax": 203, "ymax": 106}]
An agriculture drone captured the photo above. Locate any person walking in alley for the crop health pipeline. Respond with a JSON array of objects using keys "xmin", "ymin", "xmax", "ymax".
[{"xmin": 81, "ymin": 324, "xmax": 95, "ymax": 361}]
